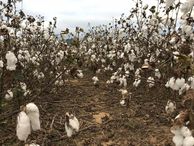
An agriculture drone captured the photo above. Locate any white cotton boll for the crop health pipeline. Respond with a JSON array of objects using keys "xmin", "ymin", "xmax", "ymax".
[
  {"xmin": 5, "ymin": 89, "xmax": 13, "ymax": 100},
  {"xmin": 65, "ymin": 113, "xmax": 79, "ymax": 137},
  {"xmin": 119, "ymin": 76, "xmax": 127, "ymax": 87},
  {"xmin": 183, "ymin": 136, "xmax": 194, "ymax": 146},
  {"xmin": 165, "ymin": 80, "xmax": 170, "ymax": 88},
  {"xmin": 169, "ymin": 37, "xmax": 176, "ymax": 44},
  {"xmin": 147, "ymin": 77, "xmax": 155, "ymax": 88},
  {"xmin": 56, "ymin": 50, "xmax": 64, "ymax": 64},
  {"xmin": 155, "ymin": 69, "xmax": 161, "ymax": 79},
  {"xmin": 0, "ymin": 60, "xmax": 3, "ymax": 68},
  {"xmin": 167, "ymin": 77, "xmax": 176, "ymax": 90},
  {"xmin": 173, "ymin": 134, "xmax": 184, "ymax": 146},
  {"xmin": 188, "ymin": 76, "xmax": 194, "ymax": 89},
  {"xmin": 171, "ymin": 126, "xmax": 182, "ymax": 135},
  {"xmin": 25, "ymin": 103, "xmax": 41, "ymax": 131},
  {"xmin": 20, "ymin": 82, "xmax": 27, "ymax": 92},
  {"xmin": 92, "ymin": 76, "xmax": 99, "ymax": 85},
  {"xmin": 135, "ymin": 68, "xmax": 141, "ymax": 77},
  {"xmin": 16, "ymin": 111, "xmax": 31, "ymax": 142},
  {"xmin": 175, "ymin": 78, "xmax": 185, "ymax": 89},
  {"xmin": 143, "ymin": 4, "xmax": 148, "ymax": 10},
  {"xmin": 179, "ymin": 83, "xmax": 190, "ymax": 95},
  {"xmin": 181, "ymin": 0, "xmax": 194, "ymax": 15},
  {"xmin": 165, "ymin": 0, "xmax": 175, "ymax": 10},
  {"xmin": 119, "ymin": 89, "xmax": 128, "ymax": 97},
  {"xmin": 129, "ymin": 64, "xmax": 134, "ymax": 71},
  {"xmin": 38, "ymin": 72, "xmax": 44, "ymax": 79},
  {"xmin": 133, "ymin": 79, "xmax": 141, "ymax": 87},
  {"xmin": 181, "ymin": 126, "xmax": 192, "ymax": 137},
  {"xmin": 5, "ymin": 51, "xmax": 17, "ymax": 71},
  {"xmin": 165, "ymin": 100, "xmax": 176, "ymax": 114},
  {"xmin": 77, "ymin": 70, "xmax": 84, "ymax": 78},
  {"xmin": 182, "ymin": 25, "xmax": 193, "ymax": 36},
  {"xmin": 120, "ymin": 99, "xmax": 125, "ymax": 106}
]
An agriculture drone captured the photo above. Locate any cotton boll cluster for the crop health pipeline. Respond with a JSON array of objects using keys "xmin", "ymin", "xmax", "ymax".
[
  {"xmin": 4, "ymin": 89, "xmax": 13, "ymax": 100},
  {"xmin": 165, "ymin": 77, "xmax": 185, "ymax": 92},
  {"xmin": 171, "ymin": 125, "xmax": 194, "ymax": 146},
  {"xmin": 16, "ymin": 103, "xmax": 41, "ymax": 142},
  {"xmin": 5, "ymin": 51, "xmax": 17, "ymax": 71},
  {"xmin": 65, "ymin": 112, "xmax": 79, "ymax": 137}
]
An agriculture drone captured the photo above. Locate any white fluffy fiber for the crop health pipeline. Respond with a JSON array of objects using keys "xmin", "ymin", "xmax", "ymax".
[
  {"xmin": 25, "ymin": 103, "xmax": 41, "ymax": 131},
  {"xmin": 65, "ymin": 113, "xmax": 79, "ymax": 137},
  {"xmin": 16, "ymin": 111, "xmax": 31, "ymax": 142},
  {"xmin": 171, "ymin": 126, "xmax": 194, "ymax": 146},
  {"xmin": 5, "ymin": 51, "xmax": 17, "ymax": 71},
  {"xmin": 165, "ymin": 0, "xmax": 175, "ymax": 9},
  {"xmin": 181, "ymin": 0, "xmax": 194, "ymax": 14}
]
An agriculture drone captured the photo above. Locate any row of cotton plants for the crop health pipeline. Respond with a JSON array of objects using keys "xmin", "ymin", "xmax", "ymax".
[{"xmin": 2, "ymin": 0, "xmax": 194, "ymax": 145}]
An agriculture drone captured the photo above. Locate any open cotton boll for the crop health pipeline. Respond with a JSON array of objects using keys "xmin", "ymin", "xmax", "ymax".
[
  {"xmin": 181, "ymin": 0, "xmax": 194, "ymax": 15},
  {"xmin": 188, "ymin": 76, "xmax": 194, "ymax": 89},
  {"xmin": 92, "ymin": 76, "xmax": 99, "ymax": 85},
  {"xmin": 25, "ymin": 103, "xmax": 41, "ymax": 131},
  {"xmin": 165, "ymin": 0, "xmax": 175, "ymax": 10},
  {"xmin": 5, "ymin": 89, "xmax": 13, "ymax": 100},
  {"xmin": 155, "ymin": 69, "xmax": 161, "ymax": 79},
  {"xmin": 5, "ymin": 51, "xmax": 17, "ymax": 71},
  {"xmin": 65, "ymin": 112, "xmax": 79, "ymax": 137},
  {"xmin": 181, "ymin": 126, "xmax": 192, "ymax": 137},
  {"xmin": 179, "ymin": 83, "xmax": 190, "ymax": 95},
  {"xmin": 182, "ymin": 24, "xmax": 193, "ymax": 36},
  {"xmin": 147, "ymin": 77, "xmax": 155, "ymax": 88},
  {"xmin": 173, "ymin": 134, "xmax": 184, "ymax": 146},
  {"xmin": 0, "ymin": 60, "xmax": 3, "ymax": 68},
  {"xmin": 165, "ymin": 100, "xmax": 176, "ymax": 115},
  {"xmin": 183, "ymin": 136, "xmax": 194, "ymax": 146},
  {"xmin": 16, "ymin": 111, "xmax": 31, "ymax": 142},
  {"xmin": 77, "ymin": 70, "xmax": 84, "ymax": 79},
  {"xmin": 175, "ymin": 78, "xmax": 185, "ymax": 89},
  {"xmin": 133, "ymin": 78, "xmax": 141, "ymax": 87}
]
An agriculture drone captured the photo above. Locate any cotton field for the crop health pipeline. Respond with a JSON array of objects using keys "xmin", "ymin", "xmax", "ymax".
[{"xmin": 1, "ymin": 0, "xmax": 194, "ymax": 145}]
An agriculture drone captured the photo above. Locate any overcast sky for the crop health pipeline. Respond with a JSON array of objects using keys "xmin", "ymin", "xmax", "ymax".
[{"xmin": 19, "ymin": 0, "xmax": 155, "ymax": 32}]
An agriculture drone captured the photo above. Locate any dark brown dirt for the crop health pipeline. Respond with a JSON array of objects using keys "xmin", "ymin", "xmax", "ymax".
[{"xmin": 0, "ymin": 76, "xmax": 177, "ymax": 146}]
